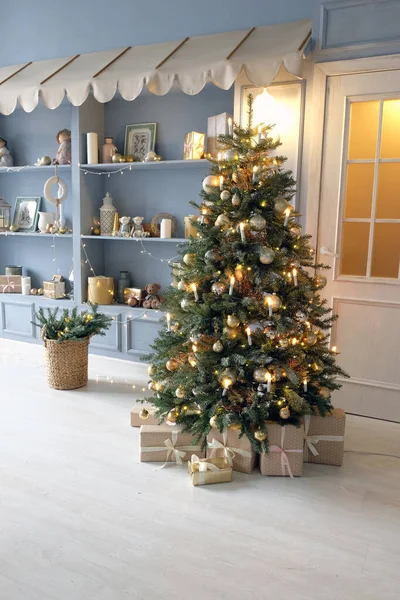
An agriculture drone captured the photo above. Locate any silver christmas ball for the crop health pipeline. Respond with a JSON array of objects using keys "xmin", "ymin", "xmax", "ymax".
[
  {"xmin": 274, "ymin": 197, "xmax": 289, "ymax": 213},
  {"xmin": 183, "ymin": 253, "xmax": 196, "ymax": 266},
  {"xmin": 305, "ymin": 331, "xmax": 317, "ymax": 345},
  {"xmin": 211, "ymin": 282, "xmax": 226, "ymax": 295},
  {"xmin": 175, "ymin": 386, "xmax": 186, "ymax": 399},
  {"xmin": 314, "ymin": 273, "xmax": 328, "ymax": 289},
  {"xmin": 226, "ymin": 314, "xmax": 240, "ymax": 328},
  {"xmin": 212, "ymin": 340, "xmax": 224, "ymax": 353},
  {"xmin": 290, "ymin": 224, "xmax": 302, "ymax": 237},
  {"xmin": 205, "ymin": 249, "xmax": 222, "ymax": 263},
  {"xmin": 202, "ymin": 175, "xmax": 220, "ymax": 193},
  {"xmin": 220, "ymin": 190, "xmax": 231, "ymax": 201},
  {"xmin": 177, "ymin": 280, "xmax": 187, "ymax": 291},
  {"xmin": 253, "ymin": 367, "xmax": 269, "ymax": 383},
  {"xmin": 232, "ymin": 193, "xmax": 241, "ymax": 207},
  {"xmin": 295, "ymin": 310, "xmax": 308, "ymax": 322},
  {"xmin": 249, "ymin": 214, "xmax": 267, "ymax": 231},
  {"xmin": 279, "ymin": 406, "xmax": 291, "ymax": 420},
  {"xmin": 259, "ymin": 247, "xmax": 275, "ymax": 265},
  {"xmin": 181, "ymin": 298, "xmax": 192, "ymax": 311},
  {"xmin": 215, "ymin": 214, "xmax": 231, "ymax": 228},
  {"xmin": 264, "ymin": 293, "xmax": 282, "ymax": 311},
  {"xmin": 223, "ymin": 149, "xmax": 239, "ymax": 161},
  {"xmin": 220, "ymin": 368, "xmax": 237, "ymax": 385}
]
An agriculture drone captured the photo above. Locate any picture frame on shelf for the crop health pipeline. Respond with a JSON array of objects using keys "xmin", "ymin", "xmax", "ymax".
[
  {"xmin": 12, "ymin": 197, "xmax": 41, "ymax": 233},
  {"xmin": 124, "ymin": 123, "xmax": 157, "ymax": 161}
]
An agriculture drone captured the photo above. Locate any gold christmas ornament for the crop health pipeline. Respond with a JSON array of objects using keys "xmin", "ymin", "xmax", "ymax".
[
  {"xmin": 279, "ymin": 338, "xmax": 289, "ymax": 348},
  {"xmin": 183, "ymin": 253, "xmax": 196, "ymax": 266},
  {"xmin": 58, "ymin": 227, "xmax": 68, "ymax": 235},
  {"xmin": 289, "ymin": 224, "xmax": 302, "ymax": 237},
  {"xmin": 202, "ymin": 175, "xmax": 220, "ymax": 193},
  {"xmin": 318, "ymin": 387, "xmax": 331, "ymax": 399},
  {"xmin": 212, "ymin": 340, "xmax": 224, "ymax": 353},
  {"xmin": 229, "ymin": 423, "xmax": 242, "ymax": 431},
  {"xmin": 264, "ymin": 293, "xmax": 282, "ymax": 312},
  {"xmin": 139, "ymin": 408, "xmax": 150, "ymax": 420},
  {"xmin": 314, "ymin": 273, "xmax": 327, "ymax": 289},
  {"xmin": 37, "ymin": 288, "xmax": 44, "ymax": 295},
  {"xmin": 232, "ymin": 192, "xmax": 241, "ymax": 207},
  {"xmin": 180, "ymin": 298, "xmax": 192, "ymax": 311},
  {"xmin": 211, "ymin": 282, "xmax": 226, "ymax": 295},
  {"xmin": 305, "ymin": 331, "xmax": 317, "ymax": 345},
  {"xmin": 30, "ymin": 288, "xmax": 38, "ymax": 295},
  {"xmin": 220, "ymin": 190, "xmax": 231, "ymax": 201},
  {"xmin": 170, "ymin": 322, "xmax": 180, "ymax": 332},
  {"xmin": 312, "ymin": 361, "xmax": 324, "ymax": 372},
  {"xmin": 9, "ymin": 224, "xmax": 18, "ymax": 232},
  {"xmin": 220, "ymin": 368, "xmax": 237, "ymax": 385},
  {"xmin": 209, "ymin": 415, "xmax": 219, "ymax": 429},
  {"xmin": 166, "ymin": 359, "xmax": 179, "ymax": 372},
  {"xmin": 215, "ymin": 214, "xmax": 231, "ymax": 229},
  {"xmin": 254, "ymin": 429, "xmax": 267, "ymax": 442},
  {"xmin": 253, "ymin": 367, "xmax": 269, "ymax": 383},
  {"xmin": 249, "ymin": 214, "xmax": 267, "ymax": 231},
  {"xmin": 175, "ymin": 386, "xmax": 186, "ymax": 398},
  {"xmin": 279, "ymin": 406, "xmax": 291, "ymax": 419},
  {"xmin": 222, "ymin": 148, "xmax": 239, "ymax": 161},
  {"xmin": 167, "ymin": 408, "xmax": 179, "ymax": 423},
  {"xmin": 259, "ymin": 246, "xmax": 275, "ymax": 264},
  {"xmin": 226, "ymin": 314, "xmax": 240, "ymax": 328},
  {"xmin": 205, "ymin": 249, "xmax": 222, "ymax": 263},
  {"xmin": 274, "ymin": 197, "xmax": 288, "ymax": 213},
  {"xmin": 223, "ymin": 326, "xmax": 238, "ymax": 339}
]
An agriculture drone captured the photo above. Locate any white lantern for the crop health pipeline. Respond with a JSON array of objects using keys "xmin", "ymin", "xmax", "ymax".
[{"xmin": 0, "ymin": 197, "xmax": 11, "ymax": 231}]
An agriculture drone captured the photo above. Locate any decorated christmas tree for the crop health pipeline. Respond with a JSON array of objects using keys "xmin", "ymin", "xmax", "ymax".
[{"xmin": 144, "ymin": 97, "xmax": 348, "ymax": 451}]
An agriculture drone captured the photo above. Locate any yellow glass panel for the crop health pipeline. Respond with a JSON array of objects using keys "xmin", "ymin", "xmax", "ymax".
[
  {"xmin": 371, "ymin": 223, "xmax": 400, "ymax": 278},
  {"xmin": 340, "ymin": 222, "xmax": 370, "ymax": 276},
  {"xmin": 381, "ymin": 99, "xmax": 400, "ymax": 158},
  {"xmin": 376, "ymin": 163, "xmax": 400, "ymax": 219},
  {"xmin": 348, "ymin": 101, "xmax": 379, "ymax": 160},
  {"xmin": 344, "ymin": 163, "xmax": 374, "ymax": 218}
]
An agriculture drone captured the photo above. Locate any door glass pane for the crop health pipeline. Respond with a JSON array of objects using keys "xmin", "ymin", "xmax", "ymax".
[
  {"xmin": 371, "ymin": 223, "xmax": 400, "ymax": 278},
  {"xmin": 344, "ymin": 163, "xmax": 374, "ymax": 218},
  {"xmin": 380, "ymin": 99, "xmax": 400, "ymax": 159},
  {"xmin": 376, "ymin": 163, "xmax": 400, "ymax": 219},
  {"xmin": 348, "ymin": 101, "xmax": 379, "ymax": 160},
  {"xmin": 340, "ymin": 222, "xmax": 370, "ymax": 276}
]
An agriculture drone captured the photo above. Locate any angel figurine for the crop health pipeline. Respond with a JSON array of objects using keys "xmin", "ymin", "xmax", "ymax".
[
  {"xmin": 53, "ymin": 129, "xmax": 71, "ymax": 165},
  {"xmin": 0, "ymin": 138, "xmax": 14, "ymax": 167}
]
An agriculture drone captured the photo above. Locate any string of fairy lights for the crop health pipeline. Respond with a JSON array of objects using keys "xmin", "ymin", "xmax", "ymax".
[{"xmin": 1, "ymin": 161, "xmax": 200, "ymax": 177}]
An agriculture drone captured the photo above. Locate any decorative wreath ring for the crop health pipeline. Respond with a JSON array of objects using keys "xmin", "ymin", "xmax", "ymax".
[
  {"xmin": 151, "ymin": 212, "xmax": 177, "ymax": 236},
  {"xmin": 43, "ymin": 175, "xmax": 68, "ymax": 205}
]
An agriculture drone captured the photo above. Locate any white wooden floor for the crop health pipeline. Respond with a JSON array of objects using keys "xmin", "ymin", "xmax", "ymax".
[{"xmin": 0, "ymin": 339, "xmax": 399, "ymax": 600}]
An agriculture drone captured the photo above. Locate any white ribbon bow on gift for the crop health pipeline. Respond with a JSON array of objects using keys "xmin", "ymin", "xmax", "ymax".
[
  {"xmin": 144, "ymin": 430, "xmax": 200, "ymax": 470},
  {"xmin": 3, "ymin": 277, "xmax": 15, "ymax": 292},
  {"xmin": 190, "ymin": 454, "xmax": 220, "ymax": 485},
  {"xmin": 269, "ymin": 427, "xmax": 302, "ymax": 479},
  {"xmin": 303, "ymin": 415, "xmax": 345, "ymax": 461},
  {"xmin": 207, "ymin": 429, "xmax": 251, "ymax": 466}
]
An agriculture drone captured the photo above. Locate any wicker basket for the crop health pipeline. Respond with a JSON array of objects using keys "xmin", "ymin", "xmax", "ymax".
[{"xmin": 41, "ymin": 328, "xmax": 90, "ymax": 390}]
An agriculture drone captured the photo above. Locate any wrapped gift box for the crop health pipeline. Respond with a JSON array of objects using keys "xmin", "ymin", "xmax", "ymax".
[
  {"xmin": 140, "ymin": 424, "xmax": 205, "ymax": 463},
  {"xmin": 304, "ymin": 408, "xmax": 346, "ymax": 466},
  {"xmin": 260, "ymin": 424, "xmax": 303, "ymax": 477},
  {"xmin": 207, "ymin": 112, "xmax": 232, "ymax": 157},
  {"xmin": 0, "ymin": 275, "xmax": 22, "ymax": 293},
  {"xmin": 43, "ymin": 276, "xmax": 66, "ymax": 299},
  {"xmin": 183, "ymin": 131, "xmax": 205, "ymax": 160},
  {"xmin": 207, "ymin": 428, "xmax": 257, "ymax": 474},
  {"xmin": 124, "ymin": 287, "xmax": 144, "ymax": 305},
  {"xmin": 130, "ymin": 405, "xmax": 163, "ymax": 427},
  {"xmin": 188, "ymin": 455, "xmax": 232, "ymax": 486}
]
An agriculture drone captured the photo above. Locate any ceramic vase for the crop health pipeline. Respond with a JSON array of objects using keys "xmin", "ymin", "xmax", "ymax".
[
  {"xmin": 100, "ymin": 193, "xmax": 117, "ymax": 236},
  {"xmin": 102, "ymin": 137, "xmax": 118, "ymax": 163},
  {"xmin": 38, "ymin": 212, "xmax": 56, "ymax": 233}
]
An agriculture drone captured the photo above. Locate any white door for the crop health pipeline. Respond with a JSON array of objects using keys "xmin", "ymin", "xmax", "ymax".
[{"xmin": 318, "ymin": 70, "xmax": 400, "ymax": 422}]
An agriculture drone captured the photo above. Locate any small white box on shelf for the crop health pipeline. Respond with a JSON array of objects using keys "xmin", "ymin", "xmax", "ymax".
[
  {"xmin": 43, "ymin": 275, "xmax": 66, "ymax": 300},
  {"xmin": 207, "ymin": 112, "xmax": 232, "ymax": 157}
]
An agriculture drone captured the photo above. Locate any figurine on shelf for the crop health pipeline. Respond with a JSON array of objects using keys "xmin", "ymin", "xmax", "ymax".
[
  {"xmin": 53, "ymin": 129, "xmax": 71, "ymax": 165},
  {"xmin": 102, "ymin": 137, "xmax": 118, "ymax": 163},
  {"xmin": 142, "ymin": 283, "xmax": 165, "ymax": 309},
  {"xmin": 131, "ymin": 216, "xmax": 145, "ymax": 238},
  {"xmin": 144, "ymin": 151, "xmax": 162, "ymax": 162},
  {"xmin": 119, "ymin": 216, "xmax": 131, "ymax": 236},
  {"xmin": 0, "ymin": 138, "xmax": 13, "ymax": 167}
]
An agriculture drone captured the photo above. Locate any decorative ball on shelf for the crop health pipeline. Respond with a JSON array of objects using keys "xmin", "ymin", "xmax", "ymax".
[
  {"xmin": 37, "ymin": 288, "xmax": 44, "ymax": 296},
  {"xmin": 212, "ymin": 340, "xmax": 224, "ymax": 353},
  {"xmin": 279, "ymin": 406, "xmax": 291, "ymax": 420},
  {"xmin": 175, "ymin": 386, "xmax": 186, "ymax": 399},
  {"xmin": 9, "ymin": 225, "xmax": 18, "ymax": 232},
  {"xmin": 30, "ymin": 288, "xmax": 38, "ymax": 295},
  {"xmin": 279, "ymin": 338, "xmax": 289, "ymax": 349},
  {"xmin": 264, "ymin": 293, "xmax": 282, "ymax": 312},
  {"xmin": 49, "ymin": 226, "xmax": 58, "ymax": 234},
  {"xmin": 223, "ymin": 326, "xmax": 238, "ymax": 340},
  {"xmin": 274, "ymin": 197, "xmax": 289, "ymax": 213},
  {"xmin": 220, "ymin": 190, "xmax": 231, "ymax": 201},
  {"xmin": 231, "ymin": 193, "xmax": 241, "ymax": 208},
  {"xmin": 259, "ymin": 246, "xmax": 275, "ymax": 265},
  {"xmin": 289, "ymin": 224, "xmax": 302, "ymax": 237},
  {"xmin": 205, "ymin": 249, "xmax": 222, "ymax": 263},
  {"xmin": 314, "ymin": 273, "xmax": 327, "ymax": 289},
  {"xmin": 295, "ymin": 310, "xmax": 308, "ymax": 322},
  {"xmin": 226, "ymin": 314, "xmax": 240, "ymax": 328},
  {"xmin": 318, "ymin": 387, "xmax": 331, "ymax": 399},
  {"xmin": 202, "ymin": 175, "xmax": 220, "ymax": 193},
  {"xmin": 220, "ymin": 368, "xmax": 237, "ymax": 385},
  {"xmin": 215, "ymin": 214, "xmax": 231, "ymax": 229},
  {"xmin": 177, "ymin": 281, "xmax": 187, "ymax": 291},
  {"xmin": 254, "ymin": 429, "xmax": 267, "ymax": 442},
  {"xmin": 180, "ymin": 298, "xmax": 192, "ymax": 311},
  {"xmin": 253, "ymin": 367, "xmax": 269, "ymax": 383},
  {"xmin": 223, "ymin": 148, "xmax": 239, "ymax": 161},
  {"xmin": 139, "ymin": 408, "xmax": 150, "ymax": 420},
  {"xmin": 209, "ymin": 415, "xmax": 219, "ymax": 429},
  {"xmin": 58, "ymin": 227, "xmax": 68, "ymax": 235},
  {"xmin": 112, "ymin": 153, "xmax": 122, "ymax": 163},
  {"xmin": 249, "ymin": 214, "xmax": 267, "ymax": 231},
  {"xmin": 211, "ymin": 282, "xmax": 226, "ymax": 295},
  {"xmin": 166, "ymin": 359, "xmax": 179, "ymax": 372},
  {"xmin": 127, "ymin": 296, "xmax": 138, "ymax": 307},
  {"xmin": 167, "ymin": 408, "xmax": 179, "ymax": 423},
  {"xmin": 305, "ymin": 331, "xmax": 317, "ymax": 346},
  {"xmin": 183, "ymin": 253, "xmax": 196, "ymax": 266}
]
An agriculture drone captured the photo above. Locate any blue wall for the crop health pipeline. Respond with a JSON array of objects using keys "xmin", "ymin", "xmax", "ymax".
[{"xmin": 0, "ymin": 0, "xmax": 313, "ymax": 66}]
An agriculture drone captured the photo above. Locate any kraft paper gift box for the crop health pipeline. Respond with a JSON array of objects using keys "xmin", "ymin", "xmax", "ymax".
[
  {"xmin": 130, "ymin": 405, "xmax": 163, "ymax": 427},
  {"xmin": 188, "ymin": 455, "xmax": 232, "ymax": 486},
  {"xmin": 183, "ymin": 131, "xmax": 205, "ymax": 160},
  {"xmin": 207, "ymin": 112, "xmax": 232, "ymax": 157},
  {"xmin": 43, "ymin": 276, "xmax": 66, "ymax": 299},
  {"xmin": 0, "ymin": 275, "xmax": 22, "ymax": 293},
  {"xmin": 260, "ymin": 424, "xmax": 304, "ymax": 477},
  {"xmin": 206, "ymin": 428, "xmax": 257, "ymax": 474},
  {"xmin": 140, "ymin": 424, "xmax": 205, "ymax": 464},
  {"xmin": 123, "ymin": 287, "xmax": 144, "ymax": 305},
  {"xmin": 303, "ymin": 408, "xmax": 346, "ymax": 466}
]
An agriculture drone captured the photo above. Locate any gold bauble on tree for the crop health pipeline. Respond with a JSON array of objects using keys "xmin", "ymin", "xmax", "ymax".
[
  {"xmin": 229, "ymin": 423, "xmax": 242, "ymax": 431},
  {"xmin": 209, "ymin": 415, "xmax": 219, "ymax": 429},
  {"xmin": 175, "ymin": 386, "xmax": 186, "ymax": 398},
  {"xmin": 279, "ymin": 406, "xmax": 291, "ymax": 419},
  {"xmin": 223, "ymin": 326, "xmax": 238, "ymax": 339},
  {"xmin": 167, "ymin": 408, "xmax": 179, "ymax": 423},
  {"xmin": 220, "ymin": 368, "xmax": 237, "ymax": 385},
  {"xmin": 220, "ymin": 190, "xmax": 231, "ymax": 201},
  {"xmin": 305, "ymin": 331, "xmax": 317, "ymax": 346},
  {"xmin": 254, "ymin": 429, "xmax": 268, "ymax": 442},
  {"xmin": 139, "ymin": 408, "xmax": 150, "ymax": 420},
  {"xmin": 226, "ymin": 314, "xmax": 240, "ymax": 328},
  {"xmin": 232, "ymin": 192, "xmax": 241, "ymax": 207},
  {"xmin": 202, "ymin": 175, "xmax": 220, "ymax": 193},
  {"xmin": 212, "ymin": 340, "xmax": 224, "ymax": 353},
  {"xmin": 183, "ymin": 253, "xmax": 196, "ymax": 266},
  {"xmin": 318, "ymin": 387, "xmax": 331, "ymax": 399},
  {"xmin": 253, "ymin": 367, "xmax": 269, "ymax": 383},
  {"xmin": 249, "ymin": 214, "xmax": 267, "ymax": 231},
  {"xmin": 166, "ymin": 359, "xmax": 179, "ymax": 372},
  {"xmin": 314, "ymin": 273, "xmax": 327, "ymax": 289}
]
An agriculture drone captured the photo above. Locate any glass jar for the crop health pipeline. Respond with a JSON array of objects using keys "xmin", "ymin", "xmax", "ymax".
[{"xmin": 117, "ymin": 270, "xmax": 131, "ymax": 304}]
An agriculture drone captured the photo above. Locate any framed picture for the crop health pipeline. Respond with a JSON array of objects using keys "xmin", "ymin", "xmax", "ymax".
[
  {"xmin": 124, "ymin": 122, "xmax": 157, "ymax": 161},
  {"xmin": 13, "ymin": 197, "xmax": 41, "ymax": 232}
]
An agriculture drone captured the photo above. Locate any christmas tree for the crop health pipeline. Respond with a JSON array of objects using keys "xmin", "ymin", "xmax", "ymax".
[{"xmin": 144, "ymin": 96, "xmax": 348, "ymax": 451}]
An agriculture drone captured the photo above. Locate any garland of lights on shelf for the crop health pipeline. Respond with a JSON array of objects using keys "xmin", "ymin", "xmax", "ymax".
[{"xmin": 1, "ymin": 161, "xmax": 205, "ymax": 177}]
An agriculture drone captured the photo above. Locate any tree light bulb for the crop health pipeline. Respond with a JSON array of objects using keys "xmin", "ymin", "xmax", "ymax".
[{"xmin": 284, "ymin": 208, "xmax": 291, "ymax": 226}]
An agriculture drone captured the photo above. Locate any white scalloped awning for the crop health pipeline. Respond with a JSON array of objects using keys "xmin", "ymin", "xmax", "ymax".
[{"xmin": 0, "ymin": 19, "xmax": 311, "ymax": 115}]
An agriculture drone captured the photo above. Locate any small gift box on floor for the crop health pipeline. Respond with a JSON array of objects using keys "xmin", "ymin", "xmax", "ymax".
[
  {"xmin": 183, "ymin": 131, "xmax": 205, "ymax": 160},
  {"xmin": 130, "ymin": 405, "xmax": 162, "ymax": 427},
  {"xmin": 207, "ymin": 428, "xmax": 257, "ymax": 474},
  {"xmin": 260, "ymin": 424, "xmax": 303, "ymax": 477},
  {"xmin": 304, "ymin": 409, "xmax": 346, "ymax": 466},
  {"xmin": 0, "ymin": 275, "xmax": 22, "ymax": 293},
  {"xmin": 188, "ymin": 455, "xmax": 232, "ymax": 486},
  {"xmin": 140, "ymin": 425, "xmax": 205, "ymax": 464}
]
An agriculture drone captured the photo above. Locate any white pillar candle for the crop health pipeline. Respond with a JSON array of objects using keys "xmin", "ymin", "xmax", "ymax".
[
  {"xmin": 252, "ymin": 166, "xmax": 259, "ymax": 184},
  {"xmin": 160, "ymin": 219, "xmax": 172, "ymax": 239},
  {"xmin": 222, "ymin": 378, "xmax": 232, "ymax": 396},
  {"xmin": 228, "ymin": 117, "xmax": 233, "ymax": 136},
  {"xmin": 284, "ymin": 208, "xmax": 291, "ymax": 226},
  {"xmin": 266, "ymin": 373, "xmax": 272, "ymax": 393},
  {"xmin": 87, "ymin": 132, "xmax": 99, "ymax": 164},
  {"xmin": 219, "ymin": 175, "xmax": 224, "ymax": 191},
  {"xmin": 267, "ymin": 296, "xmax": 273, "ymax": 317},
  {"xmin": 166, "ymin": 312, "xmax": 171, "ymax": 332},
  {"xmin": 292, "ymin": 268, "xmax": 298, "ymax": 286},
  {"xmin": 303, "ymin": 379, "xmax": 308, "ymax": 392},
  {"xmin": 257, "ymin": 125, "xmax": 262, "ymax": 144},
  {"xmin": 217, "ymin": 152, "xmax": 222, "ymax": 171},
  {"xmin": 239, "ymin": 222, "xmax": 246, "ymax": 243},
  {"xmin": 229, "ymin": 275, "xmax": 235, "ymax": 296},
  {"xmin": 22, "ymin": 276, "xmax": 31, "ymax": 295},
  {"xmin": 191, "ymin": 283, "xmax": 199, "ymax": 302},
  {"xmin": 246, "ymin": 327, "xmax": 252, "ymax": 347}
]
